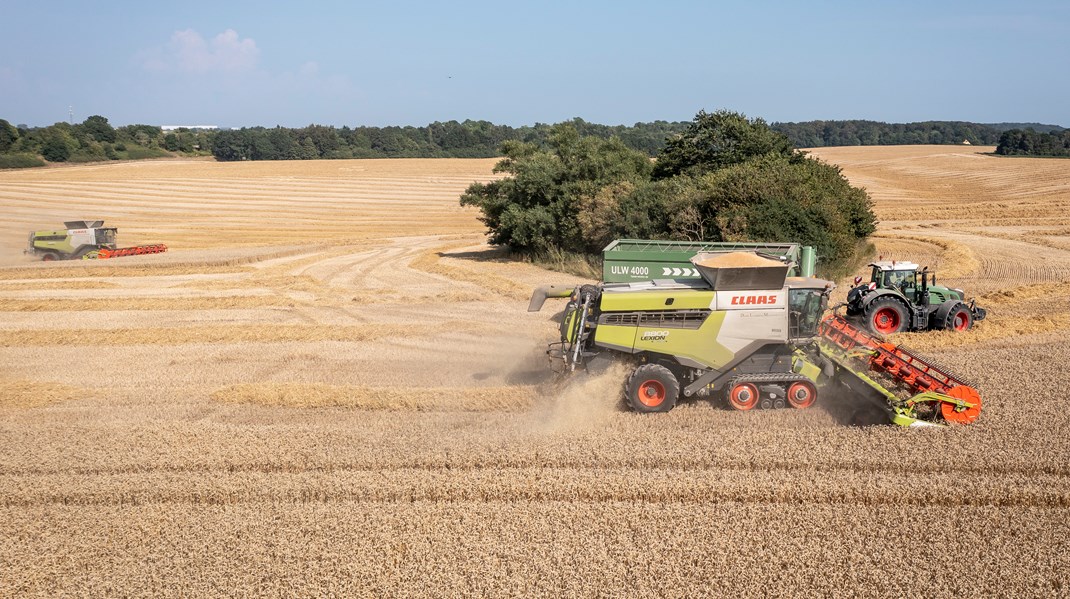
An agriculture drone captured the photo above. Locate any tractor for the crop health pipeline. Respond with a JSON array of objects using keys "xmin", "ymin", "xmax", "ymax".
[{"xmin": 844, "ymin": 260, "xmax": 986, "ymax": 335}]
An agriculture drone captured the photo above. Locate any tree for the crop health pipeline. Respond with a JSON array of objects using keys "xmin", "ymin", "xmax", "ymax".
[
  {"xmin": 0, "ymin": 119, "xmax": 18, "ymax": 152},
  {"xmin": 82, "ymin": 115, "xmax": 117, "ymax": 143},
  {"xmin": 653, "ymin": 110, "xmax": 796, "ymax": 179},
  {"xmin": 41, "ymin": 129, "xmax": 74, "ymax": 162},
  {"xmin": 460, "ymin": 123, "xmax": 652, "ymax": 254}
]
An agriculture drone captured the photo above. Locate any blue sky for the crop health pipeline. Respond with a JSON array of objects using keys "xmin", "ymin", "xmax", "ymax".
[{"xmin": 2, "ymin": 1, "xmax": 1068, "ymax": 128}]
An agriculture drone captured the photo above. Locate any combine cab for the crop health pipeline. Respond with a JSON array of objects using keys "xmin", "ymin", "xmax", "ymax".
[
  {"xmin": 845, "ymin": 260, "xmax": 986, "ymax": 335},
  {"xmin": 26, "ymin": 221, "xmax": 167, "ymax": 261},
  {"xmin": 530, "ymin": 248, "xmax": 981, "ymax": 427}
]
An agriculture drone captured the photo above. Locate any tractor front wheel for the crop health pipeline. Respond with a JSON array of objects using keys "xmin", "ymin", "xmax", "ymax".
[
  {"xmin": 864, "ymin": 296, "xmax": 908, "ymax": 335},
  {"xmin": 946, "ymin": 306, "xmax": 973, "ymax": 331},
  {"xmin": 625, "ymin": 364, "xmax": 679, "ymax": 413}
]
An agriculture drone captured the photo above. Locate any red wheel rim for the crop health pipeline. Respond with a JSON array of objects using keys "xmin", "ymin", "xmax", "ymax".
[
  {"xmin": 728, "ymin": 383, "xmax": 759, "ymax": 411},
  {"xmin": 637, "ymin": 380, "xmax": 666, "ymax": 408},
  {"xmin": 942, "ymin": 386, "xmax": 981, "ymax": 424},
  {"xmin": 42, "ymin": 254, "xmax": 56, "ymax": 261},
  {"xmin": 787, "ymin": 381, "xmax": 817, "ymax": 409},
  {"xmin": 872, "ymin": 307, "xmax": 901, "ymax": 334},
  {"xmin": 953, "ymin": 312, "xmax": 969, "ymax": 331}
]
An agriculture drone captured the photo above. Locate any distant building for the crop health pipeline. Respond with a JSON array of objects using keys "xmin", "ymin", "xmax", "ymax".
[
  {"xmin": 161, "ymin": 125, "xmax": 219, "ymax": 131},
  {"xmin": 962, "ymin": 139, "xmax": 971, "ymax": 145}
]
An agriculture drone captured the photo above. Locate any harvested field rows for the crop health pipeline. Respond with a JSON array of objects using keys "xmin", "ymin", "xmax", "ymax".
[{"xmin": 2, "ymin": 150, "xmax": 1069, "ymax": 596}]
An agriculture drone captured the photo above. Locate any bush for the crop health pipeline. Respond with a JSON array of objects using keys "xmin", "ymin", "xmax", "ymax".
[
  {"xmin": 460, "ymin": 109, "xmax": 877, "ymax": 275},
  {"xmin": 0, "ymin": 153, "xmax": 46, "ymax": 169},
  {"xmin": 460, "ymin": 124, "xmax": 653, "ymax": 255}
]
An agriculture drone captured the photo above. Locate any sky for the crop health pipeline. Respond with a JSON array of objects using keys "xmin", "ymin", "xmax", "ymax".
[{"xmin": 1, "ymin": 0, "xmax": 1068, "ymax": 128}]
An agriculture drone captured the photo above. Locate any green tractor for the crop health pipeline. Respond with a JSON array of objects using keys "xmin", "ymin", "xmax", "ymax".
[{"xmin": 844, "ymin": 260, "xmax": 986, "ymax": 335}]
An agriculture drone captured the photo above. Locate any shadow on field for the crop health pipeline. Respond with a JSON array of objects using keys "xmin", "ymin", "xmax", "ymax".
[{"xmin": 438, "ymin": 246, "xmax": 514, "ymax": 263}]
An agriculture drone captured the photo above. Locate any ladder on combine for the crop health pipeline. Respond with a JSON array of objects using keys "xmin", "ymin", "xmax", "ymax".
[
  {"xmin": 86, "ymin": 244, "xmax": 168, "ymax": 259},
  {"xmin": 817, "ymin": 313, "xmax": 981, "ymax": 426}
]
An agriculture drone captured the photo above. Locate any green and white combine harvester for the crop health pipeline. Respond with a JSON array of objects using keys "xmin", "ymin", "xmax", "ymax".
[
  {"xmin": 529, "ymin": 240, "xmax": 981, "ymax": 427},
  {"xmin": 25, "ymin": 221, "xmax": 167, "ymax": 261}
]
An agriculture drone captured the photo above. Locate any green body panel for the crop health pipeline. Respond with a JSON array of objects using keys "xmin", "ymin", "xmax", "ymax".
[
  {"xmin": 602, "ymin": 239, "xmax": 815, "ymax": 283},
  {"xmin": 872, "ymin": 269, "xmax": 964, "ymax": 304},
  {"xmin": 599, "ymin": 290, "xmax": 714, "ymax": 312},
  {"xmin": 595, "ymin": 310, "xmax": 736, "ymax": 369},
  {"xmin": 30, "ymin": 231, "xmax": 77, "ymax": 255},
  {"xmin": 593, "ymin": 324, "xmax": 638, "ymax": 351},
  {"xmin": 791, "ymin": 352, "xmax": 822, "ymax": 383}
]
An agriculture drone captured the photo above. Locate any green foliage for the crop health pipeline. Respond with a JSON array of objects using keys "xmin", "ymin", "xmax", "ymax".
[
  {"xmin": 996, "ymin": 129, "xmax": 1070, "ymax": 157},
  {"xmin": 461, "ymin": 110, "xmax": 878, "ymax": 275},
  {"xmin": 767, "ymin": 120, "xmax": 1040, "ymax": 147},
  {"xmin": 0, "ymin": 153, "xmax": 46, "ymax": 169},
  {"xmin": 40, "ymin": 127, "xmax": 75, "ymax": 162},
  {"xmin": 82, "ymin": 115, "xmax": 117, "ymax": 143},
  {"xmin": 0, "ymin": 119, "xmax": 18, "ymax": 152},
  {"xmin": 460, "ymin": 124, "xmax": 653, "ymax": 254},
  {"xmin": 653, "ymin": 110, "xmax": 796, "ymax": 179}
]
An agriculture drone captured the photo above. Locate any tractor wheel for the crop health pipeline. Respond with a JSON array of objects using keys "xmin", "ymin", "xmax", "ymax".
[
  {"xmin": 786, "ymin": 381, "xmax": 818, "ymax": 409},
  {"xmin": 864, "ymin": 296, "xmax": 908, "ymax": 336},
  {"xmin": 727, "ymin": 381, "xmax": 760, "ymax": 411},
  {"xmin": 40, "ymin": 252, "xmax": 59, "ymax": 262},
  {"xmin": 946, "ymin": 306, "xmax": 973, "ymax": 332},
  {"xmin": 624, "ymin": 363, "xmax": 679, "ymax": 413}
]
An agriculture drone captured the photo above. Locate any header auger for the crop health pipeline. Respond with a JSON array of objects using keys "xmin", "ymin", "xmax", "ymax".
[
  {"xmin": 530, "ymin": 241, "xmax": 982, "ymax": 427},
  {"xmin": 817, "ymin": 312, "xmax": 981, "ymax": 426}
]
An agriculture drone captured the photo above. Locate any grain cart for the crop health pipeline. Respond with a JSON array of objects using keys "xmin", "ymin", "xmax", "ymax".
[
  {"xmin": 601, "ymin": 239, "xmax": 818, "ymax": 283},
  {"xmin": 529, "ymin": 251, "xmax": 981, "ymax": 427},
  {"xmin": 844, "ymin": 260, "xmax": 986, "ymax": 335},
  {"xmin": 26, "ymin": 221, "xmax": 167, "ymax": 261}
]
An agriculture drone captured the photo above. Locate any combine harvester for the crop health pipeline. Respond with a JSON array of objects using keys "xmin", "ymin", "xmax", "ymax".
[
  {"xmin": 26, "ymin": 221, "xmax": 167, "ymax": 261},
  {"xmin": 529, "ymin": 240, "xmax": 980, "ymax": 427}
]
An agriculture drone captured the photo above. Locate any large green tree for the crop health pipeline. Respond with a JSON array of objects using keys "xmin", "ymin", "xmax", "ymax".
[
  {"xmin": 460, "ymin": 123, "xmax": 652, "ymax": 254},
  {"xmin": 0, "ymin": 119, "xmax": 18, "ymax": 152},
  {"xmin": 460, "ymin": 109, "xmax": 877, "ymax": 274},
  {"xmin": 653, "ymin": 110, "xmax": 796, "ymax": 179}
]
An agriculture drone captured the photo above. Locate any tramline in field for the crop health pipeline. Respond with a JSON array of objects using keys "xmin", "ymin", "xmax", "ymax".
[{"xmin": 529, "ymin": 241, "xmax": 981, "ymax": 426}]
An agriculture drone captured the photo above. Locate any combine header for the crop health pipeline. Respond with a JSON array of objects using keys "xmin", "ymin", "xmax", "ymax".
[
  {"xmin": 530, "ymin": 240, "xmax": 981, "ymax": 427},
  {"xmin": 817, "ymin": 312, "xmax": 981, "ymax": 426},
  {"xmin": 26, "ymin": 221, "xmax": 167, "ymax": 261}
]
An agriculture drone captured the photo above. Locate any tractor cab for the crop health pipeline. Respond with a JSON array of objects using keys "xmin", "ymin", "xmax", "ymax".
[{"xmin": 869, "ymin": 260, "xmax": 920, "ymax": 292}]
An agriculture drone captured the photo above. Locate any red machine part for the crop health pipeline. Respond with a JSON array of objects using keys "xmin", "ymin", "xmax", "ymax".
[
  {"xmin": 97, "ymin": 244, "xmax": 168, "ymax": 259},
  {"xmin": 819, "ymin": 313, "xmax": 981, "ymax": 422}
]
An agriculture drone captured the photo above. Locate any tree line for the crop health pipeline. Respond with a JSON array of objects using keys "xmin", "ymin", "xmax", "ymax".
[
  {"xmin": 2, "ymin": 114, "xmax": 1065, "ymax": 169},
  {"xmin": 0, "ymin": 116, "xmax": 217, "ymax": 169},
  {"xmin": 208, "ymin": 119, "xmax": 685, "ymax": 161},
  {"xmin": 995, "ymin": 128, "xmax": 1070, "ymax": 157},
  {"xmin": 460, "ymin": 110, "xmax": 877, "ymax": 276}
]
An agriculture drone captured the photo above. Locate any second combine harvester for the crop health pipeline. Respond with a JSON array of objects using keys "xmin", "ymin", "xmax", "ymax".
[{"xmin": 529, "ymin": 241, "xmax": 981, "ymax": 427}]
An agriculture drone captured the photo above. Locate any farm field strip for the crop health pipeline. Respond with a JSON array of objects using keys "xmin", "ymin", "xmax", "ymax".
[{"xmin": 2, "ymin": 149, "xmax": 1070, "ymax": 596}]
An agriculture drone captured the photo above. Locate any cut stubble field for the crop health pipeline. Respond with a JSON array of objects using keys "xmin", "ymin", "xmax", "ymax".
[{"xmin": 1, "ymin": 148, "xmax": 1069, "ymax": 597}]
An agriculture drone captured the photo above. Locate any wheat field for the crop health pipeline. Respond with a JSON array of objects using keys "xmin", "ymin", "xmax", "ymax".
[{"xmin": 1, "ymin": 148, "xmax": 1068, "ymax": 597}]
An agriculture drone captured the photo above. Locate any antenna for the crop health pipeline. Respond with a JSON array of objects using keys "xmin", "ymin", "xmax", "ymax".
[{"xmin": 69, "ymin": 105, "xmax": 74, "ymax": 124}]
